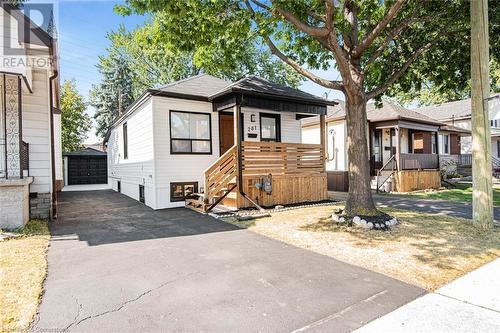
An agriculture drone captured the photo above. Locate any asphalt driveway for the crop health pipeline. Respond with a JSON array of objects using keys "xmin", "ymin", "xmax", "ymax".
[{"xmin": 33, "ymin": 190, "xmax": 424, "ymax": 332}]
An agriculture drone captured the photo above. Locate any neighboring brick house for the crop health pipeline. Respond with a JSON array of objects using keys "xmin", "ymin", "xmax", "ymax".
[{"xmin": 0, "ymin": 4, "xmax": 62, "ymax": 229}]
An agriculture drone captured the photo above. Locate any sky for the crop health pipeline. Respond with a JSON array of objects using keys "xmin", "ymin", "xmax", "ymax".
[{"xmin": 55, "ymin": 0, "xmax": 344, "ymax": 144}]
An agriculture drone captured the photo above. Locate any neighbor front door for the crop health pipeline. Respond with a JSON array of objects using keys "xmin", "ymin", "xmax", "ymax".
[{"xmin": 219, "ymin": 112, "xmax": 234, "ymax": 155}]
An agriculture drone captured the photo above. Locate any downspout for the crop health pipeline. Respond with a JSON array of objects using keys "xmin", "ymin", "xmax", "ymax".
[
  {"xmin": 48, "ymin": 37, "xmax": 59, "ymax": 220},
  {"xmin": 49, "ymin": 69, "xmax": 58, "ymax": 220}
]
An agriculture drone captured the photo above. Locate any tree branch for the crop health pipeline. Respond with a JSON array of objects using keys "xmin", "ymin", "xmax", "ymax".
[
  {"xmin": 270, "ymin": 5, "xmax": 330, "ymax": 37},
  {"xmin": 244, "ymin": 0, "xmax": 344, "ymax": 91},
  {"xmin": 366, "ymin": 41, "xmax": 432, "ymax": 99},
  {"xmin": 365, "ymin": 13, "xmax": 443, "ymax": 67},
  {"xmin": 354, "ymin": 0, "xmax": 407, "ymax": 58}
]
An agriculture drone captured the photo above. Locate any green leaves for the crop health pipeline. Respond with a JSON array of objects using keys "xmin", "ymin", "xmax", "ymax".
[{"xmin": 61, "ymin": 80, "xmax": 91, "ymax": 153}]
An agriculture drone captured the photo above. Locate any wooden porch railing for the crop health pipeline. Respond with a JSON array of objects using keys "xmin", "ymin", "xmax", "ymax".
[
  {"xmin": 241, "ymin": 141, "xmax": 324, "ymax": 176},
  {"xmin": 203, "ymin": 145, "xmax": 238, "ymax": 201},
  {"xmin": 458, "ymin": 154, "xmax": 472, "ymax": 166},
  {"xmin": 400, "ymin": 153, "xmax": 439, "ymax": 170}
]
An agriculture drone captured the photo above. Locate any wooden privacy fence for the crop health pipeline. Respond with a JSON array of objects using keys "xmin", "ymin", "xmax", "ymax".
[
  {"xmin": 400, "ymin": 153, "xmax": 439, "ymax": 170},
  {"xmin": 241, "ymin": 141, "xmax": 325, "ymax": 176}
]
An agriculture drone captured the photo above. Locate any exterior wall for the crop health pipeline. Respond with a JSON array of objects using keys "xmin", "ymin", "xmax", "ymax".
[
  {"xmin": 0, "ymin": 178, "xmax": 32, "ymax": 229},
  {"xmin": 152, "ymin": 96, "xmax": 220, "ymax": 209},
  {"xmin": 22, "ymin": 68, "xmax": 52, "ymax": 194},
  {"xmin": 30, "ymin": 192, "xmax": 51, "ymax": 219},
  {"xmin": 301, "ymin": 120, "xmax": 347, "ymax": 171},
  {"xmin": 53, "ymin": 112, "xmax": 63, "ymax": 188},
  {"xmin": 241, "ymin": 107, "xmax": 301, "ymax": 143},
  {"xmin": 108, "ymin": 99, "xmax": 156, "ymax": 208}
]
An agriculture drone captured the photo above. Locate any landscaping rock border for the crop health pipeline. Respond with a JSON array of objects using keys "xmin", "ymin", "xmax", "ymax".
[{"xmin": 331, "ymin": 209, "xmax": 399, "ymax": 230}]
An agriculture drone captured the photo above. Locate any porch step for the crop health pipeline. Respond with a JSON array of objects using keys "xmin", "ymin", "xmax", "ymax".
[
  {"xmin": 371, "ymin": 171, "xmax": 394, "ymax": 192},
  {"xmin": 185, "ymin": 194, "xmax": 208, "ymax": 213}
]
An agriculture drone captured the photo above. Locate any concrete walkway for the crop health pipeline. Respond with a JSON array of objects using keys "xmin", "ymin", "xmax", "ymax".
[
  {"xmin": 33, "ymin": 190, "xmax": 424, "ymax": 332},
  {"xmin": 329, "ymin": 191, "xmax": 500, "ymax": 223},
  {"xmin": 355, "ymin": 258, "xmax": 500, "ymax": 332}
]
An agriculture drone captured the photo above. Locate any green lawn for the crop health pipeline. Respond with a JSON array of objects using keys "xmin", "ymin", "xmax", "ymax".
[{"xmin": 386, "ymin": 183, "xmax": 500, "ymax": 206}]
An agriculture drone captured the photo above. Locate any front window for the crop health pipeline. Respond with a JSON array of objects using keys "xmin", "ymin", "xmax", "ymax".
[
  {"xmin": 260, "ymin": 113, "xmax": 281, "ymax": 142},
  {"xmin": 170, "ymin": 111, "xmax": 211, "ymax": 154},
  {"xmin": 170, "ymin": 182, "xmax": 198, "ymax": 202}
]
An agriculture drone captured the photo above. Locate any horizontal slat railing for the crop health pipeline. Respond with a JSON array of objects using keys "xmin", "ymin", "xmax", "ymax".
[
  {"xmin": 203, "ymin": 145, "xmax": 237, "ymax": 200},
  {"xmin": 400, "ymin": 153, "xmax": 439, "ymax": 170},
  {"xmin": 241, "ymin": 141, "xmax": 324, "ymax": 176}
]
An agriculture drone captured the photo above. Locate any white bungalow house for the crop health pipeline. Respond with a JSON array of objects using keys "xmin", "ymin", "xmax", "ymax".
[
  {"xmin": 301, "ymin": 100, "xmax": 470, "ymax": 192},
  {"xmin": 104, "ymin": 74, "xmax": 333, "ymax": 212},
  {"xmin": 0, "ymin": 4, "xmax": 62, "ymax": 229}
]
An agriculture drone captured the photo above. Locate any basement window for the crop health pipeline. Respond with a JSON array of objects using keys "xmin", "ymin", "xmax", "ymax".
[{"xmin": 170, "ymin": 182, "xmax": 198, "ymax": 202}]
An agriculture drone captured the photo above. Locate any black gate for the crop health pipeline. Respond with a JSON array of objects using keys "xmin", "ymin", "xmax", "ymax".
[{"xmin": 67, "ymin": 156, "xmax": 107, "ymax": 185}]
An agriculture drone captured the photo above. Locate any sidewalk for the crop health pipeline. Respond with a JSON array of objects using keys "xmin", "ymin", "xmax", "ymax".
[{"xmin": 355, "ymin": 258, "xmax": 500, "ymax": 333}]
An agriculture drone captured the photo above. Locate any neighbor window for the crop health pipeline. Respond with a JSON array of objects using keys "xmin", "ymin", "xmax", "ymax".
[
  {"xmin": 442, "ymin": 134, "xmax": 450, "ymax": 154},
  {"xmin": 123, "ymin": 122, "xmax": 128, "ymax": 159},
  {"xmin": 170, "ymin": 111, "xmax": 211, "ymax": 154},
  {"xmin": 491, "ymin": 120, "xmax": 500, "ymax": 128},
  {"xmin": 170, "ymin": 182, "xmax": 198, "ymax": 202},
  {"xmin": 260, "ymin": 113, "xmax": 281, "ymax": 142},
  {"xmin": 432, "ymin": 134, "xmax": 437, "ymax": 154}
]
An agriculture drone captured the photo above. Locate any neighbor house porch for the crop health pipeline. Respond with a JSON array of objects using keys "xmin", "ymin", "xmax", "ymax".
[
  {"xmin": 0, "ymin": 74, "xmax": 32, "ymax": 228},
  {"xmin": 186, "ymin": 77, "xmax": 332, "ymax": 212},
  {"xmin": 370, "ymin": 120, "xmax": 442, "ymax": 192}
]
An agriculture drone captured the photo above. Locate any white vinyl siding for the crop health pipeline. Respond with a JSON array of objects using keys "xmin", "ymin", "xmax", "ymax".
[
  {"xmin": 22, "ymin": 68, "xmax": 52, "ymax": 193},
  {"xmin": 301, "ymin": 120, "xmax": 348, "ymax": 171},
  {"xmin": 108, "ymin": 99, "xmax": 156, "ymax": 207},
  {"xmin": 152, "ymin": 96, "xmax": 219, "ymax": 209}
]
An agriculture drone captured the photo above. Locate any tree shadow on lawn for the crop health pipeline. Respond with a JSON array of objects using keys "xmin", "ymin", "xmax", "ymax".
[{"xmin": 300, "ymin": 209, "xmax": 500, "ymax": 273}]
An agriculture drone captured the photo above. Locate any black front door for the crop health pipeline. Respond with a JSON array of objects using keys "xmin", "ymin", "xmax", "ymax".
[{"xmin": 68, "ymin": 156, "xmax": 107, "ymax": 185}]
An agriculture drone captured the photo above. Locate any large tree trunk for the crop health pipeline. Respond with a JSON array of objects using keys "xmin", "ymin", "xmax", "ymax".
[{"xmin": 344, "ymin": 90, "xmax": 378, "ymax": 216}]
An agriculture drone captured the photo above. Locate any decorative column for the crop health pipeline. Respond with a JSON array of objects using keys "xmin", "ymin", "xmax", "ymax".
[{"xmin": 4, "ymin": 75, "xmax": 22, "ymax": 178}]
